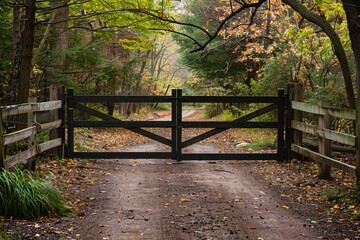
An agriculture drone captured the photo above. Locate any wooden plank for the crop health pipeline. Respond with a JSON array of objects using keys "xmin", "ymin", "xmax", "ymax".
[
  {"xmin": 182, "ymin": 96, "xmax": 278, "ymax": 103},
  {"xmin": 74, "ymin": 95, "xmax": 173, "ymax": 103},
  {"xmin": 3, "ymin": 126, "xmax": 37, "ymax": 145},
  {"xmin": 37, "ymin": 138, "xmax": 62, "ymax": 153},
  {"xmin": 37, "ymin": 100, "xmax": 62, "ymax": 112},
  {"xmin": 291, "ymin": 144, "xmax": 356, "ymax": 175},
  {"xmin": 326, "ymin": 107, "xmax": 356, "ymax": 120},
  {"xmin": 49, "ymin": 85, "xmax": 63, "ymax": 157},
  {"xmin": 39, "ymin": 120, "xmax": 62, "ymax": 132},
  {"xmin": 292, "ymin": 84, "xmax": 303, "ymax": 160},
  {"xmin": 318, "ymin": 101, "xmax": 331, "ymax": 180},
  {"xmin": 291, "ymin": 120, "xmax": 356, "ymax": 146},
  {"xmin": 356, "ymin": 101, "xmax": 360, "ymax": 182},
  {"xmin": 291, "ymin": 101, "xmax": 326, "ymax": 115},
  {"xmin": 1, "ymin": 100, "xmax": 62, "ymax": 117},
  {"xmin": 26, "ymin": 97, "xmax": 37, "ymax": 170},
  {"xmin": 5, "ymin": 147, "xmax": 37, "ymax": 169},
  {"xmin": 1, "ymin": 104, "xmax": 37, "ymax": 117},
  {"xmin": 292, "ymin": 101, "xmax": 356, "ymax": 120}
]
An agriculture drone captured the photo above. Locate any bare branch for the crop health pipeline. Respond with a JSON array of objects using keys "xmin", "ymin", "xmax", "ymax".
[{"xmin": 189, "ymin": 0, "xmax": 267, "ymax": 52}]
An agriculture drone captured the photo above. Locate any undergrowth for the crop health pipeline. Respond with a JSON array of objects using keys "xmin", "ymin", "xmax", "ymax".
[
  {"xmin": 321, "ymin": 184, "xmax": 360, "ymax": 220},
  {"xmin": 0, "ymin": 169, "xmax": 70, "ymax": 220}
]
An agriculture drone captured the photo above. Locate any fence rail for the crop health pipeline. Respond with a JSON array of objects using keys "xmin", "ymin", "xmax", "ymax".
[
  {"xmin": 287, "ymin": 83, "xmax": 359, "ymax": 180},
  {"xmin": 0, "ymin": 85, "xmax": 64, "ymax": 170}
]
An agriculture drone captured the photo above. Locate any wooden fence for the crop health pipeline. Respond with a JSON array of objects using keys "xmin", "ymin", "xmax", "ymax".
[
  {"xmin": 287, "ymin": 84, "xmax": 359, "ymax": 180},
  {"xmin": 0, "ymin": 86, "xmax": 64, "ymax": 170}
]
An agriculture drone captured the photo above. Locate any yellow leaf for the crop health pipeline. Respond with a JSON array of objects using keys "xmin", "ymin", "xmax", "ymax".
[
  {"xmin": 349, "ymin": 205, "xmax": 356, "ymax": 209},
  {"xmin": 282, "ymin": 205, "xmax": 289, "ymax": 209}
]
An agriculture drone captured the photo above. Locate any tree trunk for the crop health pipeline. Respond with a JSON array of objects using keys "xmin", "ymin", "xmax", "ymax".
[
  {"xmin": 8, "ymin": 2, "xmax": 22, "ymax": 103},
  {"xmin": 282, "ymin": 0, "xmax": 356, "ymax": 109},
  {"xmin": 342, "ymin": 0, "xmax": 360, "ymax": 100},
  {"xmin": 17, "ymin": 0, "xmax": 36, "ymax": 104},
  {"xmin": 14, "ymin": 0, "xmax": 36, "ymax": 129},
  {"xmin": 48, "ymin": 1, "xmax": 69, "ymax": 84}
]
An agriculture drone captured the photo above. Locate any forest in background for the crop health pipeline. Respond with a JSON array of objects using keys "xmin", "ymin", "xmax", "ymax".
[{"xmin": 0, "ymin": 0, "xmax": 359, "ymax": 115}]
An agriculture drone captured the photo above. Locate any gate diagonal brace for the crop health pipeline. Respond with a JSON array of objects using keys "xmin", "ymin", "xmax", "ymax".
[
  {"xmin": 74, "ymin": 103, "xmax": 172, "ymax": 146},
  {"xmin": 182, "ymin": 103, "xmax": 277, "ymax": 148}
]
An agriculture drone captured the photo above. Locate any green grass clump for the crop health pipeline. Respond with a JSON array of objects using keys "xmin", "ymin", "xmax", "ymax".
[
  {"xmin": 245, "ymin": 139, "xmax": 275, "ymax": 150},
  {"xmin": 220, "ymin": 110, "xmax": 236, "ymax": 122},
  {"xmin": 0, "ymin": 169, "xmax": 70, "ymax": 220},
  {"xmin": 321, "ymin": 186, "xmax": 344, "ymax": 202},
  {"xmin": 0, "ymin": 231, "xmax": 12, "ymax": 240}
]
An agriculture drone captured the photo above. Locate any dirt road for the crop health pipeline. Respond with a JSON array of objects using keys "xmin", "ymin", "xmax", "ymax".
[{"xmin": 59, "ymin": 140, "xmax": 324, "ymax": 240}]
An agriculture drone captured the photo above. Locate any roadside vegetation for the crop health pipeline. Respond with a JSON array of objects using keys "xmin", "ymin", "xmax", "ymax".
[{"xmin": 0, "ymin": 169, "xmax": 70, "ymax": 220}]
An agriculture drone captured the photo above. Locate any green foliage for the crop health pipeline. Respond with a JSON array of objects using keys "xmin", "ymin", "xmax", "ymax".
[
  {"xmin": 321, "ymin": 186, "xmax": 344, "ymax": 202},
  {"xmin": 0, "ymin": 230, "xmax": 12, "ymax": 240},
  {"xmin": 0, "ymin": 5, "xmax": 13, "ymax": 101},
  {"xmin": 174, "ymin": 0, "xmax": 250, "ymax": 94},
  {"xmin": 219, "ymin": 110, "xmax": 236, "ymax": 122},
  {"xmin": 154, "ymin": 102, "xmax": 171, "ymax": 110},
  {"xmin": 205, "ymin": 104, "xmax": 222, "ymax": 118},
  {"xmin": 304, "ymin": 84, "xmax": 347, "ymax": 107},
  {"xmin": 235, "ymin": 129, "xmax": 276, "ymax": 150},
  {"xmin": 347, "ymin": 184, "xmax": 360, "ymax": 205},
  {"xmin": 74, "ymin": 142, "xmax": 96, "ymax": 152},
  {"xmin": 353, "ymin": 210, "xmax": 360, "ymax": 220},
  {"xmin": 243, "ymin": 138, "xmax": 275, "ymax": 150},
  {"xmin": 255, "ymin": 55, "xmax": 296, "ymax": 96},
  {"xmin": 0, "ymin": 169, "xmax": 70, "ymax": 220}
]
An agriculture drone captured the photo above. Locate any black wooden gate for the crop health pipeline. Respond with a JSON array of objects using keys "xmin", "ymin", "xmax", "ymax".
[{"xmin": 66, "ymin": 89, "xmax": 286, "ymax": 161}]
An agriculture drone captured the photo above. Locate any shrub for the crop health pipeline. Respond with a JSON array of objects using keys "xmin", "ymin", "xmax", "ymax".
[{"xmin": 0, "ymin": 169, "xmax": 70, "ymax": 219}]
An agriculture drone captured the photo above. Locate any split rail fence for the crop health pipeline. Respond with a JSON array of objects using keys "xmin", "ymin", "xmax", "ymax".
[
  {"xmin": 287, "ymin": 84, "xmax": 359, "ymax": 180},
  {"xmin": 0, "ymin": 85, "xmax": 64, "ymax": 170}
]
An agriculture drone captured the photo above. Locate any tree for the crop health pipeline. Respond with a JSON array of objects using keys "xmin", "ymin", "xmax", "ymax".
[
  {"xmin": 140, "ymin": 0, "xmax": 357, "ymax": 108},
  {"xmin": 0, "ymin": 0, "xmax": 173, "ymax": 105}
]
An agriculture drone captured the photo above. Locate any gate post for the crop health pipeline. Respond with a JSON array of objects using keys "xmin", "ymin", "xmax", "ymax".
[
  {"xmin": 277, "ymin": 89, "xmax": 285, "ymax": 162},
  {"xmin": 66, "ymin": 88, "xmax": 75, "ymax": 158},
  {"xmin": 318, "ymin": 101, "xmax": 331, "ymax": 180},
  {"xmin": 176, "ymin": 89, "xmax": 182, "ymax": 161},
  {"xmin": 285, "ymin": 84, "xmax": 294, "ymax": 161},
  {"xmin": 171, "ymin": 89, "xmax": 177, "ymax": 160}
]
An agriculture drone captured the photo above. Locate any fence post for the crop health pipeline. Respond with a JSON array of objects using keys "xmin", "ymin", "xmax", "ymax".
[
  {"xmin": 356, "ymin": 101, "xmax": 360, "ymax": 183},
  {"xmin": 285, "ymin": 84, "xmax": 295, "ymax": 161},
  {"xmin": 176, "ymin": 89, "xmax": 182, "ymax": 161},
  {"xmin": 49, "ymin": 84, "xmax": 64, "ymax": 157},
  {"xmin": 0, "ymin": 109, "xmax": 5, "ymax": 169},
  {"xmin": 277, "ymin": 89, "xmax": 285, "ymax": 162},
  {"xmin": 60, "ymin": 85, "xmax": 65, "ymax": 158},
  {"xmin": 293, "ymin": 83, "xmax": 304, "ymax": 160},
  {"xmin": 67, "ymin": 88, "xmax": 75, "ymax": 158},
  {"xmin": 25, "ymin": 97, "xmax": 37, "ymax": 170},
  {"xmin": 318, "ymin": 101, "xmax": 331, "ymax": 180},
  {"xmin": 171, "ymin": 89, "xmax": 177, "ymax": 160}
]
